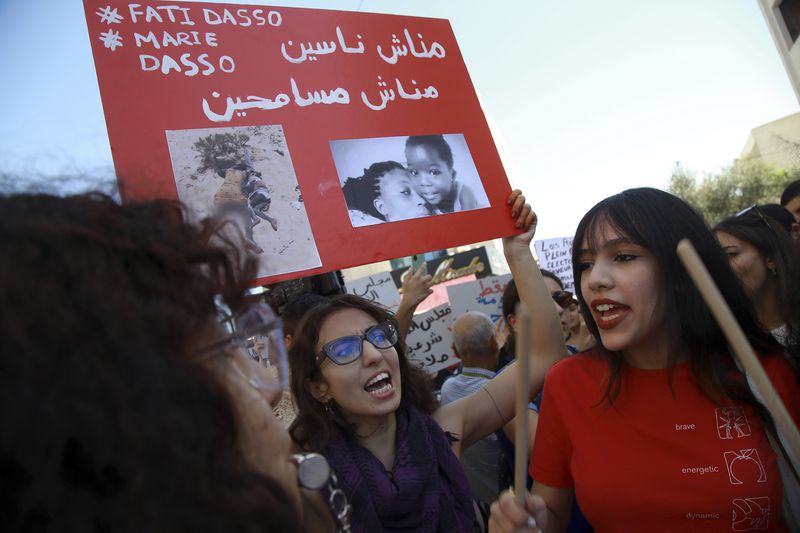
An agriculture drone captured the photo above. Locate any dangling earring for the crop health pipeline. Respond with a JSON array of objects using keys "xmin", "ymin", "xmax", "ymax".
[
  {"xmin": 769, "ymin": 266, "xmax": 777, "ymax": 277},
  {"xmin": 322, "ymin": 399, "xmax": 334, "ymax": 414}
]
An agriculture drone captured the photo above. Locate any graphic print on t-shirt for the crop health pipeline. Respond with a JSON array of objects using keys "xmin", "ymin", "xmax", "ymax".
[
  {"xmin": 716, "ymin": 407, "xmax": 752, "ymax": 440},
  {"xmin": 723, "ymin": 448, "xmax": 767, "ymax": 485},
  {"xmin": 731, "ymin": 497, "xmax": 770, "ymax": 531}
]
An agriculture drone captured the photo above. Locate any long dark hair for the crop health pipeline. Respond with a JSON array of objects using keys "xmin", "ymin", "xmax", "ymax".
[
  {"xmin": 571, "ymin": 188, "xmax": 782, "ymax": 416},
  {"xmin": 0, "ymin": 193, "xmax": 297, "ymax": 532},
  {"xmin": 714, "ymin": 209, "xmax": 795, "ymax": 330},
  {"xmin": 501, "ymin": 270, "xmax": 562, "ymax": 357},
  {"xmin": 289, "ymin": 295, "xmax": 437, "ymax": 452}
]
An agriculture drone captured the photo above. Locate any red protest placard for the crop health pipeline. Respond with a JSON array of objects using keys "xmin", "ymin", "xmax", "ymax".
[{"xmin": 84, "ymin": 1, "xmax": 517, "ymax": 284}]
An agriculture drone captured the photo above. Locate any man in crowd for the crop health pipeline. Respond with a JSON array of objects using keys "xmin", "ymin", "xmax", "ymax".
[
  {"xmin": 440, "ymin": 311, "xmax": 502, "ymax": 511},
  {"xmin": 781, "ymin": 179, "xmax": 800, "ymax": 222}
]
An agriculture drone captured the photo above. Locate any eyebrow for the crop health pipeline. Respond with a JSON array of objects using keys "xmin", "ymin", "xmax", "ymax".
[{"xmin": 575, "ymin": 236, "xmax": 636, "ymax": 256}]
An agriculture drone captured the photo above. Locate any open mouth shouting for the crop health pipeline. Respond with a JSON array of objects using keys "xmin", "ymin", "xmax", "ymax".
[
  {"xmin": 591, "ymin": 299, "xmax": 630, "ymax": 330},
  {"xmin": 364, "ymin": 371, "xmax": 395, "ymax": 399}
]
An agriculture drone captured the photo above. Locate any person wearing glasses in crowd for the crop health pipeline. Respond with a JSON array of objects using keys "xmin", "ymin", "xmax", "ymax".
[
  {"xmin": 489, "ymin": 188, "xmax": 800, "ymax": 533},
  {"xmin": 288, "ymin": 190, "xmax": 569, "ymax": 531},
  {"xmin": 0, "ymin": 193, "xmax": 335, "ymax": 533},
  {"xmin": 540, "ymin": 270, "xmax": 574, "ymax": 348},
  {"xmin": 714, "ymin": 204, "xmax": 797, "ymax": 347}
]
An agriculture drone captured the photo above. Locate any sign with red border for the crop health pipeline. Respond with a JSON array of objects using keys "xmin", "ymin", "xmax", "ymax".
[{"xmin": 84, "ymin": 1, "xmax": 517, "ymax": 284}]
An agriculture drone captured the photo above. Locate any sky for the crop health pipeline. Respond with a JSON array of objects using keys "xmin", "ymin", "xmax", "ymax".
[{"xmin": 0, "ymin": 0, "xmax": 798, "ymax": 239}]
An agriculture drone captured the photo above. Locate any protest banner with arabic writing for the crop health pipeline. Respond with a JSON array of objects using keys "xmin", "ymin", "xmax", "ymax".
[
  {"xmin": 446, "ymin": 273, "xmax": 511, "ymax": 324},
  {"xmin": 534, "ymin": 236, "xmax": 574, "ymax": 292},
  {"xmin": 345, "ymin": 271, "xmax": 401, "ymax": 311},
  {"xmin": 84, "ymin": 1, "xmax": 518, "ymax": 284},
  {"xmin": 405, "ymin": 304, "xmax": 456, "ymax": 374}
]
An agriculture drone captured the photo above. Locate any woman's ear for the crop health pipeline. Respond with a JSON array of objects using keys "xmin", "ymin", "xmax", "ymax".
[
  {"xmin": 507, "ymin": 313, "xmax": 517, "ymax": 331},
  {"xmin": 766, "ymin": 256, "xmax": 777, "ymax": 275},
  {"xmin": 306, "ymin": 378, "xmax": 329, "ymax": 401},
  {"xmin": 373, "ymin": 197, "xmax": 388, "ymax": 216}
]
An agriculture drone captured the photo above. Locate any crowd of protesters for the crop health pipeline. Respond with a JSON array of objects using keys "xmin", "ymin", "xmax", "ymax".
[{"xmin": 2, "ymin": 179, "xmax": 800, "ymax": 533}]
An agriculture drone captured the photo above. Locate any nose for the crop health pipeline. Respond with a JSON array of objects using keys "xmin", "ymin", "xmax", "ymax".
[
  {"xmin": 416, "ymin": 173, "xmax": 433, "ymax": 187},
  {"xmin": 361, "ymin": 338, "xmax": 383, "ymax": 366},
  {"xmin": 584, "ymin": 258, "xmax": 613, "ymax": 293}
]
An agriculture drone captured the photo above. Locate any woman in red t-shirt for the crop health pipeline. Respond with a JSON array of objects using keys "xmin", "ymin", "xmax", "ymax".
[{"xmin": 490, "ymin": 187, "xmax": 799, "ymax": 533}]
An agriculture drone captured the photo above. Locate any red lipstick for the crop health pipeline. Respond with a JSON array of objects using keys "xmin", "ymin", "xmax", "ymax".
[{"xmin": 590, "ymin": 298, "xmax": 630, "ymax": 330}]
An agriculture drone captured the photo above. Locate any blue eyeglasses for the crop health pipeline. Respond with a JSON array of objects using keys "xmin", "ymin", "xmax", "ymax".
[{"xmin": 315, "ymin": 322, "xmax": 398, "ymax": 366}]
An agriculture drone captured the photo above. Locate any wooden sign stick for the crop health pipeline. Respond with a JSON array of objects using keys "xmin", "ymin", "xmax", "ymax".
[
  {"xmin": 514, "ymin": 303, "xmax": 531, "ymax": 505},
  {"xmin": 676, "ymin": 239, "xmax": 800, "ymax": 469}
]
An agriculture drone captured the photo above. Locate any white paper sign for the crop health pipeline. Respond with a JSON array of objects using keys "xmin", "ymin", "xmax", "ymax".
[
  {"xmin": 534, "ymin": 236, "xmax": 574, "ymax": 292},
  {"xmin": 446, "ymin": 274, "xmax": 512, "ymax": 324},
  {"xmin": 405, "ymin": 304, "xmax": 457, "ymax": 374},
  {"xmin": 345, "ymin": 271, "xmax": 402, "ymax": 311}
]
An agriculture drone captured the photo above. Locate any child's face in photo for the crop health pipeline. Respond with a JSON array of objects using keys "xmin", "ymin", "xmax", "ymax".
[
  {"xmin": 374, "ymin": 169, "xmax": 430, "ymax": 222},
  {"xmin": 405, "ymin": 145, "xmax": 455, "ymax": 206}
]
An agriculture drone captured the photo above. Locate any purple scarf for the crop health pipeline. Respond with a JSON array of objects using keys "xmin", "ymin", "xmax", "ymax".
[{"xmin": 325, "ymin": 404, "xmax": 478, "ymax": 532}]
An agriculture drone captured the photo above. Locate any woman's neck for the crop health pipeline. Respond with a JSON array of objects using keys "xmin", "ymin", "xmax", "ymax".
[
  {"xmin": 570, "ymin": 325, "xmax": 594, "ymax": 351},
  {"xmin": 352, "ymin": 412, "xmax": 397, "ymax": 471},
  {"xmin": 622, "ymin": 332, "xmax": 680, "ymax": 370}
]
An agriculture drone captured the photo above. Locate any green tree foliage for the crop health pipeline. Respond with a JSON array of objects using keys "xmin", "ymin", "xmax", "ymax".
[{"xmin": 668, "ymin": 159, "xmax": 800, "ymax": 225}]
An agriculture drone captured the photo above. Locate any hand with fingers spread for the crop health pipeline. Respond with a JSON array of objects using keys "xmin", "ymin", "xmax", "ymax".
[
  {"xmin": 489, "ymin": 490, "xmax": 548, "ymax": 533},
  {"xmin": 401, "ymin": 263, "xmax": 434, "ymax": 309},
  {"xmin": 395, "ymin": 263, "xmax": 434, "ymax": 339}
]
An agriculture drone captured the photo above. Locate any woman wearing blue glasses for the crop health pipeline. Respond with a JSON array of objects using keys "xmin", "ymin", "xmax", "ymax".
[{"xmin": 288, "ymin": 190, "xmax": 568, "ymax": 531}]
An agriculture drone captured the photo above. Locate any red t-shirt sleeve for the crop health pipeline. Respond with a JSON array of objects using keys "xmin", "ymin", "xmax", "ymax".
[{"xmin": 529, "ymin": 360, "xmax": 574, "ymax": 488}]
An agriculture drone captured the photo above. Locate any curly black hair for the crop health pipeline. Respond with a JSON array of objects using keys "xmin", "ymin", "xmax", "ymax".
[
  {"xmin": 341, "ymin": 161, "xmax": 405, "ymax": 221},
  {"xmin": 0, "ymin": 193, "xmax": 298, "ymax": 532}
]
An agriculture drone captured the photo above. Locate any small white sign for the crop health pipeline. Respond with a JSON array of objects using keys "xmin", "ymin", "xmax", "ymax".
[
  {"xmin": 446, "ymin": 274, "xmax": 512, "ymax": 324},
  {"xmin": 345, "ymin": 271, "xmax": 401, "ymax": 311},
  {"xmin": 405, "ymin": 304, "xmax": 457, "ymax": 374},
  {"xmin": 534, "ymin": 236, "xmax": 574, "ymax": 292}
]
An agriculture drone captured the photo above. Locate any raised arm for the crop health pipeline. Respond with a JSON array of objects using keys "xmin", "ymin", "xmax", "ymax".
[
  {"xmin": 496, "ymin": 190, "xmax": 568, "ymax": 395},
  {"xmin": 434, "ymin": 190, "xmax": 567, "ymax": 450},
  {"xmin": 395, "ymin": 264, "xmax": 433, "ymax": 339}
]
